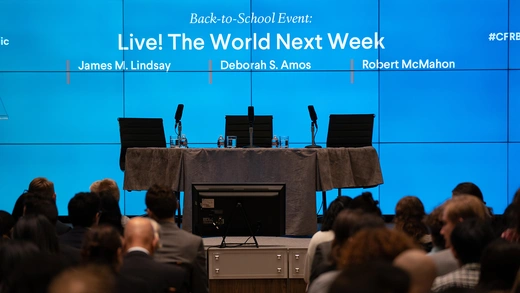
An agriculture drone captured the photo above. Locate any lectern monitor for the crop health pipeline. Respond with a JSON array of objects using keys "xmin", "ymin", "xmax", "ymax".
[{"xmin": 192, "ymin": 183, "xmax": 286, "ymax": 237}]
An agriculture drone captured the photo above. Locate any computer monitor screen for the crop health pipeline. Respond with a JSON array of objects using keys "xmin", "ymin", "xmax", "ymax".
[{"xmin": 192, "ymin": 183, "xmax": 286, "ymax": 237}]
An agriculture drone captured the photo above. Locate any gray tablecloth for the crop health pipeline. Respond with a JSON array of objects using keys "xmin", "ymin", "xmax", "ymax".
[{"xmin": 123, "ymin": 147, "xmax": 383, "ymax": 236}]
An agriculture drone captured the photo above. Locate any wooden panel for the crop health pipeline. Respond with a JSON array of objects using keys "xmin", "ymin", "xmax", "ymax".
[
  {"xmin": 288, "ymin": 279, "xmax": 307, "ymax": 293},
  {"xmin": 209, "ymin": 279, "xmax": 286, "ymax": 293},
  {"xmin": 288, "ymin": 249, "xmax": 307, "ymax": 279},
  {"xmin": 208, "ymin": 249, "xmax": 287, "ymax": 279}
]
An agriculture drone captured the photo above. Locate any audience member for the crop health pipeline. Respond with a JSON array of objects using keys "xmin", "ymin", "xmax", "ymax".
[
  {"xmin": 309, "ymin": 209, "xmax": 385, "ymax": 285},
  {"xmin": 120, "ymin": 217, "xmax": 187, "ymax": 293},
  {"xmin": 431, "ymin": 218, "xmax": 496, "ymax": 292},
  {"xmin": 22, "ymin": 197, "xmax": 81, "ymax": 265},
  {"xmin": 424, "ymin": 204, "xmax": 446, "ymax": 254},
  {"xmin": 304, "ymin": 196, "xmax": 351, "ymax": 285},
  {"xmin": 0, "ymin": 211, "xmax": 14, "ymax": 239},
  {"xmin": 28, "ymin": 177, "xmax": 71, "ymax": 235},
  {"xmin": 501, "ymin": 187, "xmax": 520, "ymax": 243},
  {"xmin": 81, "ymin": 225, "xmax": 150, "ymax": 293},
  {"xmin": 452, "ymin": 182, "xmax": 485, "ymax": 203},
  {"xmin": 98, "ymin": 191, "xmax": 124, "ymax": 235},
  {"xmin": 328, "ymin": 261, "xmax": 410, "ymax": 293},
  {"xmin": 309, "ymin": 227, "xmax": 415, "ymax": 293},
  {"xmin": 60, "ymin": 192, "xmax": 100, "ymax": 249},
  {"xmin": 49, "ymin": 265, "xmax": 116, "ymax": 293},
  {"xmin": 394, "ymin": 196, "xmax": 432, "ymax": 251},
  {"xmin": 394, "ymin": 249, "xmax": 437, "ymax": 293},
  {"xmin": 6, "ymin": 252, "xmax": 66, "ymax": 293},
  {"xmin": 145, "ymin": 184, "xmax": 208, "ymax": 293},
  {"xmin": 12, "ymin": 214, "xmax": 60, "ymax": 254},
  {"xmin": 476, "ymin": 239, "xmax": 520, "ymax": 292},
  {"xmin": 429, "ymin": 195, "xmax": 490, "ymax": 277},
  {"xmin": 0, "ymin": 240, "xmax": 40, "ymax": 291},
  {"xmin": 90, "ymin": 178, "xmax": 130, "ymax": 227}
]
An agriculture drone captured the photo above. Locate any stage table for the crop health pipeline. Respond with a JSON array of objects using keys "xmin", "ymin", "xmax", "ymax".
[{"xmin": 123, "ymin": 147, "xmax": 383, "ymax": 236}]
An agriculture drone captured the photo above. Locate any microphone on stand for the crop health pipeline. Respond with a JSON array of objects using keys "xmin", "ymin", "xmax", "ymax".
[
  {"xmin": 245, "ymin": 106, "xmax": 255, "ymax": 148},
  {"xmin": 305, "ymin": 105, "xmax": 322, "ymax": 148},
  {"xmin": 174, "ymin": 104, "xmax": 184, "ymax": 136}
]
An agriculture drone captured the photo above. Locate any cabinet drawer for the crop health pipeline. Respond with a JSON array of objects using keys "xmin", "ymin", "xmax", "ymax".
[{"xmin": 208, "ymin": 249, "xmax": 288, "ymax": 279}]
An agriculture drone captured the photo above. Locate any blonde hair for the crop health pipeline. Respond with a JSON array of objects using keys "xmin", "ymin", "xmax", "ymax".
[
  {"xmin": 28, "ymin": 177, "xmax": 55, "ymax": 199},
  {"xmin": 90, "ymin": 179, "xmax": 120, "ymax": 202},
  {"xmin": 444, "ymin": 195, "xmax": 490, "ymax": 223}
]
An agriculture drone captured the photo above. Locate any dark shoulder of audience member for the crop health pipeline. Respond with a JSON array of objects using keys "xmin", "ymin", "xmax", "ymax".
[
  {"xmin": 349, "ymin": 192, "xmax": 383, "ymax": 217},
  {"xmin": 477, "ymin": 239, "xmax": 520, "ymax": 292},
  {"xmin": 0, "ymin": 240, "xmax": 40, "ymax": 287},
  {"xmin": 5, "ymin": 252, "xmax": 66, "ymax": 293},
  {"xmin": 68, "ymin": 192, "xmax": 101, "ymax": 228},
  {"xmin": 321, "ymin": 196, "xmax": 352, "ymax": 232},
  {"xmin": 12, "ymin": 192, "xmax": 29, "ymax": 223},
  {"xmin": 0, "ymin": 210, "xmax": 15, "ymax": 239},
  {"xmin": 328, "ymin": 261, "xmax": 410, "ymax": 293},
  {"xmin": 97, "ymin": 191, "xmax": 124, "ymax": 235},
  {"xmin": 450, "ymin": 218, "xmax": 496, "ymax": 265}
]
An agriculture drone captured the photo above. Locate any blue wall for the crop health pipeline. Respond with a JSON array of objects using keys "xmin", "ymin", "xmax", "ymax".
[{"xmin": 0, "ymin": 0, "xmax": 518, "ymax": 216}]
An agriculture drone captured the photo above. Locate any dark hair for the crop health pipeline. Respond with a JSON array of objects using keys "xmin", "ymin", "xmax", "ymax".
[
  {"xmin": 98, "ymin": 192, "xmax": 124, "ymax": 235},
  {"xmin": 394, "ymin": 196, "xmax": 429, "ymax": 244},
  {"xmin": 513, "ymin": 187, "xmax": 520, "ymax": 205},
  {"xmin": 450, "ymin": 218, "xmax": 496, "ymax": 265},
  {"xmin": 24, "ymin": 195, "xmax": 58, "ymax": 225},
  {"xmin": 0, "ymin": 211, "xmax": 15, "ymax": 237},
  {"xmin": 423, "ymin": 205, "xmax": 446, "ymax": 249},
  {"xmin": 477, "ymin": 239, "xmax": 520, "ymax": 291},
  {"xmin": 329, "ymin": 261, "xmax": 410, "ymax": 293},
  {"xmin": 349, "ymin": 192, "xmax": 382, "ymax": 217},
  {"xmin": 81, "ymin": 225, "xmax": 123, "ymax": 273},
  {"xmin": 321, "ymin": 196, "xmax": 352, "ymax": 231},
  {"xmin": 145, "ymin": 185, "xmax": 177, "ymax": 220},
  {"xmin": 452, "ymin": 182, "xmax": 484, "ymax": 203},
  {"xmin": 13, "ymin": 214, "xmax": 60, "ymax": 254},
  {"xmin": 12, "ymin": 192, "xmax": 28, "ymax": 223},
  {"xmin": 28, "ymin": 177, "xmax": 55, "ymax": 199},
  {"xmin": 0, "ymin": 240, "xmax": 40, "ymax": 284},
  {"xmin": 6, "ymin": 253, "xmax": 65, "ymax": 293},
  {"xmin": 68, "ymin": 192, "xmax": 100, "ymax": 228}
]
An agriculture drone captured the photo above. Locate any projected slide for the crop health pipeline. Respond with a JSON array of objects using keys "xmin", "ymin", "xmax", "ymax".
[
  {"xmin": 511, "ymin": 0, "xmax": 520, "ymax": 69},
  {"xmin": 511, "ymin": 71, "xmax": 520, "ymax": 142},
  {"xmin": 124, "ymin": 71, "xmax": 251, "ymax": 143},
  {"xmin": 0, "ymin": 72, "xmax": 123, "ymax": 144},
  {"xmin": 379, "ymin": 0, "xmax": 508, "ymax": 70},
  {"xmin": 0, "ymin": 0, "xmax": 122, "ymax": 72},
  {"xmin": 379, "ymin": 71, "xmax": 508, "ymax": 143},
  {"xmin": 251, "ymin": 71, "xmax": 379, "ymax": 143},
  {"xmin": 379, "ymin": 143, "xmax": 508, "ymax": 214}
]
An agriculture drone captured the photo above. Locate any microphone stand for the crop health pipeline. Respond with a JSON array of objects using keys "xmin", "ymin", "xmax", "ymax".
[
  {"xmin": 249, "ymin": 124, "xmax": 253, "ymax": 148},
  {"xmin": 176, "ymin": 121, "xmax": 182, "ymax": 146},
  {"xmin": 305, "ymin": 121, "xmax": 322, "ymax": 148}
]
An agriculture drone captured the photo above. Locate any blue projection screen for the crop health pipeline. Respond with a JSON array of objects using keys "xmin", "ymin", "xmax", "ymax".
[{"xmin": 0, "ymin": 0, "xmax": 518, "ymax": 217}]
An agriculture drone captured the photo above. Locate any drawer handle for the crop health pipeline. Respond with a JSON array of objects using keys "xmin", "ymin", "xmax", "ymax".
[
  {"xmin": 277, "ymin": 268, "xmax": 282, "ymax": 273},
  {"xmin": 277, "ymin": 254, "xmax": 282, "ymax": 260},
  {"xmin": 295, "ymin": 268, "xmax": 300, "ymax": 273},
  {"xmin": 215, "ymin": 255, "xmax": 219, "ymax": 261},
  {"xmin": 295, "ymin": 254, "xmax": 300, "ymax": 260},
  {"xmin": 215, "ymin": 268, "xmax": 220, "ymax": 274}
]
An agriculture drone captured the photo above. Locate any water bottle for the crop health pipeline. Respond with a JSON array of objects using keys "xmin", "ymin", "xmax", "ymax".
[
  {"xmin": 271, "ymin": 135, "xmax": 279, "ymax": 148},
  {"xmin": 180, "ymin": 134, "xmax": 187, "ymax": 148},
  {"xmin": 170, "ymin": 136, "xmax": 174, "ymax": 148},
  {"xmin": 218, "ymin": 135, "xmax": 225, "ymax": 148}
]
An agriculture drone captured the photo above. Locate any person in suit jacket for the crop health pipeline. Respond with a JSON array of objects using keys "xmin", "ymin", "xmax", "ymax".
[
  {"xmin": 145, "ymin": 184, "xmax": 208, "ymax": 293},
  {"xmin": 59, "ymin": 192, "xmax": 100, "ymax": 249},
  {"xmin": 120, "ymin": 217, "xmax": 187, "ymax": 293}
]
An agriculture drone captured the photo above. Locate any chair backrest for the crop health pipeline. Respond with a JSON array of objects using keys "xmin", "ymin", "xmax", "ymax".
[
  {"xmin": 326, "ymin": 114, "xmax": 375, "ymax": 148},
  {"xmin": 225, "ymin": 115, "xmax": 273, "ymax": 148},
  {"xmin": 118, "ymin": 118, "xmax": 166, "ymax": 171}
]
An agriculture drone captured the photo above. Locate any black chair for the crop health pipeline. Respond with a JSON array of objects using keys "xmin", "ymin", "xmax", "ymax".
[
  {"xmin": 326, "ymin": 114, "xmax": 375, "ymax": 148},
  {"xmin": 225, "ymin": 115, "xmax": 273, "ymax": 148},
  {"xmin": 117, "ymin": 118, "xmax": 166, "ymax": 172},
  {"xmin": 322, "ymin": 114, "xmax": 375, "ymax": 212}
]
